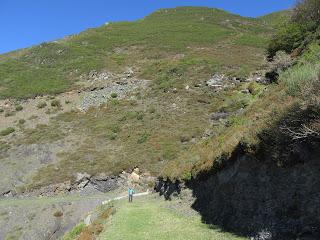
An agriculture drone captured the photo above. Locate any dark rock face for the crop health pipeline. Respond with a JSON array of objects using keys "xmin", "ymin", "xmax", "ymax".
[
  {"xmin": 155, "ymin": 178, "xmax": 181, "ymax": 200},
  {"xmin": 190, "ymin": 151, "xmax": 320, "ymax": 240},
  {"xmin": 90, "ymin": 175, "xmax": 122, "ymax": 192}
]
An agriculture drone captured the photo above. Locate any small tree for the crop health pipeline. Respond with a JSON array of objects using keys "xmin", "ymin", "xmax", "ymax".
[{"xmin": 267, "ymin": 0, "xmax": 320, "ymax": 58}]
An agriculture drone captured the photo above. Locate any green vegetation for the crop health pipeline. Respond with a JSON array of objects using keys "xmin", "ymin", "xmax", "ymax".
[
  {"xmin": 280, "ymin": 63, "xmax": 320, "ymax": 97},
  {"xmin": 3, "ymin": 5, "xmax": 318, "ymax": 190},
  {"xmin": 111, "ymin": 92, "xmax": 118, "ymax": 98},
  {"xmin": 18, "ymin": 119, "xmax": 26, "ymax": 125},
  {"xmin": 37, "ymin": 101, "xmax": 47, "ymax": 109},
  {"xmin": 62, "ymin": 223, "xmax": 86, "ymax": 240},
  {"xmin": 267, "ymin": 0, "xmax": 320, "ymax": 57},
  {"xmin": 53, "ymin": 210, "xmax": 63, "ymax": 217},
  {"xmin": 0, "ymin": 127, "xmax": 15, "ymax": 136},
  {"xmin": 51, "ymin": 99, "xmax": 61, "ymax": 107},
  {"xmin": 259, "ymin": 10, "xmax": 291, "ymax": 27},
  {"xmin": 0, "ymin": 7, "xmax": 274, "ymax": 99},
  {"xmin": 0, "ymin": 141, "xmax": 10, "ymax": 151},
  {"xmin": 98, "ymin": 196, "xmax": 246, "ymax": 240},
  {"xmin": 19, "ymin": 124, "xmax": 66, "ymax": 144},
  {"xmin": 4, "ymin": 112, "xmax": 15, "ymax": 117},
  {"xmin": 15, "ymin": 105, "xmax": 23, "ymax": 111}
]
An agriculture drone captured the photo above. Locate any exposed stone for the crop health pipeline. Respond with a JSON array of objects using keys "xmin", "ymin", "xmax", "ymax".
[
  {"xmin": 241, "ymin": 89, "xmax": 250, "ymax": 94},
  {"xmin": 130, "ymin": 172, "xmax": 140, "ymax": 183},
  {"xmin": 90, "ymin": 175, "xmax": 121, "ymax": 192},
  {"xmin": 77, "ymin": 180, "xmax": 89, "ymax": 189},
  {"xmin": 210, "ymin": 112, "xmax": 230, "ymax": 121},
  {"xmin": 206, "ymin": 74, "xmax": 225, "ymax": 88},
  {"xmin": 75, "ymin": 173, "xmax": 91, "ymax": 183},
  {"xmin": 133, "ymin": 167, "xmax": 140, "ymax": 174},
  {"xmin": 84, "ymin": 214, "xmax": 92, "ymax": 226}
]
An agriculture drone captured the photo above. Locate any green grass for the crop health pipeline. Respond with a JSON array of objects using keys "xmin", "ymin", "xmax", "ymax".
[
  {"xmin": 280, "ymin": 63, "xmax": 320, "ymax": 96},
  {"xmin": 98, "ymin": 196, "xmax": 247, "ymax": 240},
  {"xmin": 258, "ymin": 10, "xmax": 291, "ymax": 28},
  {"xmin": 0, "ymin": 7, "xmax": 274, "ymax": 99},
  {"xmin": 62, "ymin": 223, "xmax": 86, "ymax": 240}
]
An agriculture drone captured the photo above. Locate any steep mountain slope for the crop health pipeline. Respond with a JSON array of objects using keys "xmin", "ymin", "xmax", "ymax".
[
  {"xmin": 0, "ymin": 7, "xmax": 277, "ymax": 193},
  {"xmin": 1, "ymin": 5, "xmax": 320, "ymax": 240},
  {"xmin": 0, "ymin": 7, "xmax": 271, "ymax": 99}
]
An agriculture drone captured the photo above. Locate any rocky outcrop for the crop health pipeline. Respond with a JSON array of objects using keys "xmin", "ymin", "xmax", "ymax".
[{"xmin": 154, "ymin": 178, "xmax": 182, "ymax": 200}]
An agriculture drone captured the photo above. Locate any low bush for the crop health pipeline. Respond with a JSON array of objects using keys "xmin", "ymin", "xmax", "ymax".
[
  {"xmin": 53, "ymin": 210, "xmax": 63, "ymax": 217},
  {"xmin": 111, "ymin": 92, "xmax": 118, "ymax": 98},
  {"xmin": 4, "ymin": 112, "xmax": 15, "ymax": 117},
  {"xmin": 15, "ymin": 105, "xmax": 23, "ymax": 111},
  {"xmin": 0, "ymin": 127, "xmax": 15, "ymax": 136},
  {"xmin": 37, "ymin": 101, "xmax": 47, "ymax": 109},
  {"xmin": 137, "ymin": 131, "xmax": 150, "ymax": 144},
  {"xmin": 149, "ymin": 106, "xmax": 156, "ymax": 114},
  {"xmin": 280, "ymin": 63, "xmax": 320, "ymax": 99},
  {"xmin": 18, "ymin": 119, "xmax": 26, "ymax": 125},
  {"xmin": 51, "ymin": 100, "xmax": 61, "ymax": 107},
  {"xmin": 248, "ymin": 82, "xmax": 260, "ymax": 95}
]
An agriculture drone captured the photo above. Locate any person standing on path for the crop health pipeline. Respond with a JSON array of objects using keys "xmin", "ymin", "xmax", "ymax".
[{"xmin": 128, "ymin": 187, "xmax": 135, "ymax": 202}]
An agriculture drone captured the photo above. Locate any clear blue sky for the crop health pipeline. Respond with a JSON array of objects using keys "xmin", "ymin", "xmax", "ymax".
[{"xmin": 0, "ymin": 0, "xmax": 295, "ymax": 54}]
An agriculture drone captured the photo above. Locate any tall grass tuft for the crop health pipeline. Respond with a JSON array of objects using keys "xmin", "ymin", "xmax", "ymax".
[{"xmin": 280, "ymin": 63, "xmax": 320, "ymax": 97}]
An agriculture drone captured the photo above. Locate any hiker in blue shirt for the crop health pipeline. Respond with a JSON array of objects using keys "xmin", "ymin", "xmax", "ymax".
[{"xmin": 128, "ymin": 187, "xmax": 135, "ymax": 202}]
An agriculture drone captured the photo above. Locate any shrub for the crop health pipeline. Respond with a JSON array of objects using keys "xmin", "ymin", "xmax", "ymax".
[
  {"xmin": 15, "ymin": 105, "xmax": 23, "ymax": 111},
  {"xmin": 37, "ymin": 101, "xmax": 47, "ymax": 109},
  {"xmin": 4, "ymin": 112, "xmax": 15, "ymax": 117},
  {"xmin": 137, "ymin": 132, "xmax": 150, "ymax": 144},
  {"xmin": 51, "ymin": 100, "xmax": 61, "ymax": 107},
  {"xmin": 65, "ymin": 100, "xmax": 71, "ymax": 104},
  {"xmin": 149, "ymin": 106, "xmax": 156, "ymax": 114},
  {"xmin": 107, "ymin": 133, "xmax": 117, "ymax": 140},
  {"xmin": 0, "ymin": 108, "xmax": 4, "ymax": 113},
  {"xmin": 110, "ymin": 92, "xmax": 118, "ymax": 98},
  {"xmin": 280, "ymin": 63, "xmax": 320, "ymax": 101},
  {"xmin": 110, "ymin": 125, "xmax": 121, "ymax": 133},
  {"xmin": 136, "ymin": 112, "xmax": 144, "ymax": 120},
  {"xmin": 53, "ymin": 210, "xmax": 63, "ymax": 217},
  {"xmin": 248, "ymin": 82, "xmax": 259, "ymax": 95},
  {"xmin": 300, "ymin": 43, "xmax": 320, "ymax": 63},
  {"xmin": 267, "ymin": 23, "xmax": 305, "ymax": 58},
  {"xmin": 28, "ymin": 115, "xmax": 38, "ymax": 120},
  {"xmin": 18, "ymin": 119, "xmax": 26, "ymax": 125},
  {"xmin": 0, "ymin": 127, "xmax": 15, "ymax": 136}
]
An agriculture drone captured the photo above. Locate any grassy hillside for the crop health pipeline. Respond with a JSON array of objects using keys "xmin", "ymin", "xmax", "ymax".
[
  {"xmin": 0, "ymin": 7, "xmax": 271, "ymax": 99},
  {"xmin": 259, "ymin": 10, "xmax": 291, "ymax": 27},
  {"xmin": 0, "ymin": 7, "xmax": 288, "ymax": 190}
]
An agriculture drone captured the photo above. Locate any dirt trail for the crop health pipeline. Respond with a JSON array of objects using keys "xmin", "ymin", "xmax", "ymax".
[{"xmin": 0, "ymin": 191, "xmax": 117, "ymax": 239}]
